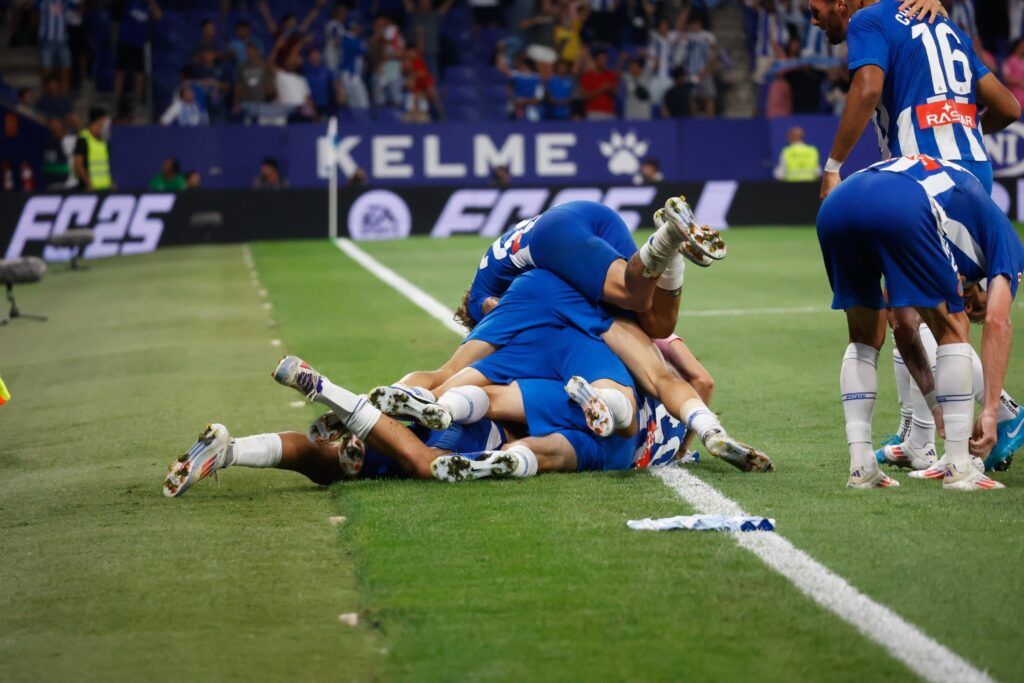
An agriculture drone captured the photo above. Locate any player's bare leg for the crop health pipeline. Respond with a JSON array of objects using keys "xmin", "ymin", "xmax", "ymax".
[
  {"xmin": 272, "ymin": 355, "xmax": 437, "ymax": 479},
  {"xmin": 602, "ymin": 318, "xmax": 772, "ymax": 472},
  {"xmin": 431, "ymin": 434, "xmax": 575, "ymax": 482},
  {"xmin": 656, "ymin": 335, "xmax": 714, "ymax": 455},
  {"xmin": 395, "ymin": 339, "xmax": 496, "ymax": 393}
]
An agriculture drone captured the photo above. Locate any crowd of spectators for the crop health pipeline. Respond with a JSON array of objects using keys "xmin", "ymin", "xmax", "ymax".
[
  {"xmin": 488, "ymin": 1, "xmax": 725, "ymax": 121},
  {"xmin": 6, "ymin": 0, "xmax": 1024, "ymax": 132},
  {"xmin": 748, "ymin": 0, "xmax": 1022, "ymax": 117}
]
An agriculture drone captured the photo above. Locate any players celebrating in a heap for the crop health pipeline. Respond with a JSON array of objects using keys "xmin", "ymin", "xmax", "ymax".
[
  {"xmin": 163, "ymin": 197, "xmax": 773, "ymax": 497},
  {"xmin": 813, "ymin": 0, "xmax": 1024, "ymax": 490}
]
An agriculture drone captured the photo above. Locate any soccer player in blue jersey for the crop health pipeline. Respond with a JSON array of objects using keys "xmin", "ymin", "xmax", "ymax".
[
  {"xmin": 811, "ymin": 0, "xmax": 1024, "ymax": 467},
  {"xmin": 871, "ymin": 156, "xmax": 1024, "ymax": 474},
  {"xmin": 430, "ymin": 376, "xmax": 695, "ymax": 481},
  {"xmin": 375, "ymin": 198, "xmax": 722, "ymax": 412},
  {"xmin": 812, "ymin": 0, "xmax": 1019, "ymax": 199},
  {"xmin": 817, "ymin": 154, "xmax": 1022, "ymax": 490}
]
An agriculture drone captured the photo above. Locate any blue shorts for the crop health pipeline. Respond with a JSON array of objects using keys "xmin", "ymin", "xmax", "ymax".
[
  {"xmin": 465, "ymin": 270, "xmax": 616, "ymax": 347},
  {"xmin": 817, "ymin": 171, "xmax": 963, "ymax": 313},
  {"xmin": 953, "ymin": 160, "xmax": 993, "ymax": 195},
  {"xmin": 360, "ymin": 420, "xmax": 506, "ymax": 478},
  {"xmin": 518, "ymin": 378, "xmax": 636, "ymax": 471},
  {"xmin": 471, "ymin": 324, "xmax": 633, "ymax": 387},
  {"xmin": 528, "ymin": 201, "xmax": 637, "ymax": 304}
]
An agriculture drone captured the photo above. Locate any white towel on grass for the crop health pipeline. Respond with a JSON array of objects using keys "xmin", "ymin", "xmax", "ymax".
[{"xmin": 627, "ymin": 514, "xmax": 775, "ymax": 532}]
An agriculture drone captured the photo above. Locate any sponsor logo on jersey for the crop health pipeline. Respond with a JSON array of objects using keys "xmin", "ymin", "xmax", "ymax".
[{"xmin": 915, "ymin": 100, "xmax": 977, "ymax": 130}]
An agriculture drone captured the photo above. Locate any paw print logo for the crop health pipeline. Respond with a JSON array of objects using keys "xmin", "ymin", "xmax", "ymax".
[{"xmin": 598, "ymin": 130, "xmax": 650, "ymax": 176}]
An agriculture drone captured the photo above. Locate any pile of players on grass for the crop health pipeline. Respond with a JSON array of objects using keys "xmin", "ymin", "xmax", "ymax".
[{"xmin": 164, "ymin": 195, "xmax": 776, "ymax": 497}]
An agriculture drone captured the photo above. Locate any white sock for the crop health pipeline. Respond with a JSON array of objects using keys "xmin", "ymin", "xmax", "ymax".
[
  {"xmin": 506, "ymin": 444, "xmax": 538, "ymax": 478},
  {"xmin": 892, "ymin": 346, "xmax": 914, "ymax": 441},
  {"xmin": 315, "ymin": 379, "xmax": 382, "ymax": 440},
  {"xmin": 935, "ymin": 343, "xmax": 974, "ymax": 466},
  {"xmin": 227, "ymin": 433, "xmax": 283, "ymax": 468},
  {"xmin": 968, "ymin": 348, "xmax": 1020, "ymax": 422},
  {"xmin": 841, "ymin": 343, "xmax": 879, "ymax": 472},
  {"xmin": 656, "ymin": 253, "xmax": 686, "ymax": 291},
  {"xmin": 439, "ymin": 385, "xmax": 489, "ymax": 425},
  {"xmin": 680, "ymin": 397, "xmax": 725, "ymax": 443},
  {"xmin": 598, "ymin": 388, "xmax": 633, "ymax": 430},
  {"xmin": 638, "ymin": 222, "xmax": 685, "ymax": 276}
]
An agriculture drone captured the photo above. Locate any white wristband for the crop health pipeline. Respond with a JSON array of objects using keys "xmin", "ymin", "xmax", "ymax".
[{"xmin": 825, "ymin": 157, "xmax": 843, "ymax": 173}]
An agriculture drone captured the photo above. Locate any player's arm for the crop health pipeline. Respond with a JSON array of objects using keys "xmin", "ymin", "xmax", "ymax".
[
  {"xmin": 972, "ymin": 276, "xmax": 1014, "ymax": 454},
  {"xmin": 820, "ymin": 65, "xmax": 884, "ymax": 200},
  {"xmin": 977, "ymin": 72, "xmax": 1022, "ymax": 135}
]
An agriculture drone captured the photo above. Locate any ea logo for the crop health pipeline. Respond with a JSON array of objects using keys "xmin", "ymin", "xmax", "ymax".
[{"xmin": 347, "ymin": 190, "xmax": 412, "ymax": 241}]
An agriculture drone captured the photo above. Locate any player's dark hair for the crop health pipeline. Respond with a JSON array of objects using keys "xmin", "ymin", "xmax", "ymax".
[{"xmin": 454, "ymin": 289, "xmax": 477, "ymax": 331}]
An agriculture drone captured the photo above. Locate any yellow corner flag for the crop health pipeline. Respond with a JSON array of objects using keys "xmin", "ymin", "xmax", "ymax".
[{"xmin": 0, "ymin": 376, "xmax": 9, "ymax": 406}]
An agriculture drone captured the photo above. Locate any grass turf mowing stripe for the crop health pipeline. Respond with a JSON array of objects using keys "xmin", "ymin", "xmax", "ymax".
[
  {"xmin": 0, "ymin": 245, "xmax": 380, "ymax": 680},
  {"xmin": 337, "ymin": 237, "xmax": 993, "ymax": 683}
]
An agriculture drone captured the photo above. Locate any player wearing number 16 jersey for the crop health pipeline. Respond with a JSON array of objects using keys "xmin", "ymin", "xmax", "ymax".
[{"xmin": 811, "ymin": 0, "xmax": 1020, "ymax": 198}]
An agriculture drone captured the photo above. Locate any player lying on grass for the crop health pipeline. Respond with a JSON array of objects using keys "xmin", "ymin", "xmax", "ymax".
[
  {"xmin": 398, "ymin": 197, "xmax": 718, "ymax": 395},
  {"xmin": 373, "ymin": 269, "xmax": 772, "ymax": 472},
  {"xmin": 817, "ymin": 155, "xmax": 1023, "ymax": 490},
  {"xmin": 426, "ymin": 328, "xmax": 769, "ymax": 477},
  {"xmin": 162, "ymin": 348, "xmax": 700, "ymax": 496}
]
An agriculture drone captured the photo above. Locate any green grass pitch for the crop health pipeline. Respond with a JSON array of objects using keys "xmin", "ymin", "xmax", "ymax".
[{"xmin": 2, "ymin": 227, "xmax": 1023, "ymax": 681}]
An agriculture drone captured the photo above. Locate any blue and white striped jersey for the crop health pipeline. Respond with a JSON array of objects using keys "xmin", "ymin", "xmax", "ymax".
[
  {"xmin": 859, "ymin": 156, "xmax": 1024, "ymax": 295},
  {"xmin": 847, "ymin": 0, "xmax": 990, "ymax": 163},
  {"xmin": 38, "ymin": 0, "xmax": 68, "ymax": 43},
  {"xmin": 631, "ymin": 393, "xmax": 689, "ymax": 468}
]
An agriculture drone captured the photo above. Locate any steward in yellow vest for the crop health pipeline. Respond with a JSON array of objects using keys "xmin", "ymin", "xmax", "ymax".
[
  {"xmin": 774, "ymin": 126, "xmax": 822, "ymax": 182},
  {"xmin": 74, "ymin": 107, "xmax": 112, "ymax": 191}
]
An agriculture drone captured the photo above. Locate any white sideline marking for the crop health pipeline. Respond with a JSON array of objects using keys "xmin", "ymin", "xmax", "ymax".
[
  {"xmin": 335, "ymin": 239, "xmax": 467, "ymax": 336},
  {"xmin": 652, "ymin": 468, "xmax": 992, "ymax": 683},
  {"xmin": 335, "ymin": 236, "xmax": 994, "ymax": 683},
  {"xmin": 681, "ymin": 305, "xmax": 825, "ymax": 317}
]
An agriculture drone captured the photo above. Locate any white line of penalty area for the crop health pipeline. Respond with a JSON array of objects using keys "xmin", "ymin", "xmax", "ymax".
[{"xmin": 334, "ymin": 237, "xmax": 994, "ymax": 683}]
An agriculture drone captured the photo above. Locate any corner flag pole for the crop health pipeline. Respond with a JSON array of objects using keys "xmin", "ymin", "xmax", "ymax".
[{"xmin": 327, "ymin": 116, "xmax": 338, "ymax": 241}]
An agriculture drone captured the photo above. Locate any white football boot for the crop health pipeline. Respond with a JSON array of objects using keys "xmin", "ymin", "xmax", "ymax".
[
  {"xmin": 942, "ymin": 461, "xmax": 1005, "ymax": 491},
  {"xmin": 704, "ymin": 432, "xmax": 774, "ymax": 472},
  {"xmin": 369, "ymin": 384, "xmax": 452, "ymax": 430},
  {"xmin": 308, "ymin": 411, "xmax": 346, "ymax": 445},
  {"xmin": 163, "ymin": 423, "xmax": 231, "ymax": 498},
  {"xmin": 653, "ymin": 208, "xmax": 713, "ymax": 267},
  {"xmin": 308, "ymin": 412, "xmax": 365, "ymax": 478},
  {"xmin": 564, "ymin": 376, "xmax": 615, "ymax": 437},
  {"xmin": 662, "ymin": 196, "xmax": 727, "ymax": 262},
  {"xmin": 273, "ymin": 355, "xmax": 324, "ymax": 400},
  {"xmin": 846, "ymin": 464, "xmax": 900, "ymax": 489},
  {"xmin": 908, "ymin": 455, "xmax": 985, "ymax": 480},
  {"xmin": 431, "ymin": 451, "xmax": 519, "ymax": 482},
  {"xmin": 877, "ymin": 442, "xmax": 937, "ymax": 471}
]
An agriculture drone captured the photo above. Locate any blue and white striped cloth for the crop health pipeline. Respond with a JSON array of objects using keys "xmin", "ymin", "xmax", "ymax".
[{"xmin": 38, "ymin": 0, "xmax": 68, "ymax": 44}]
